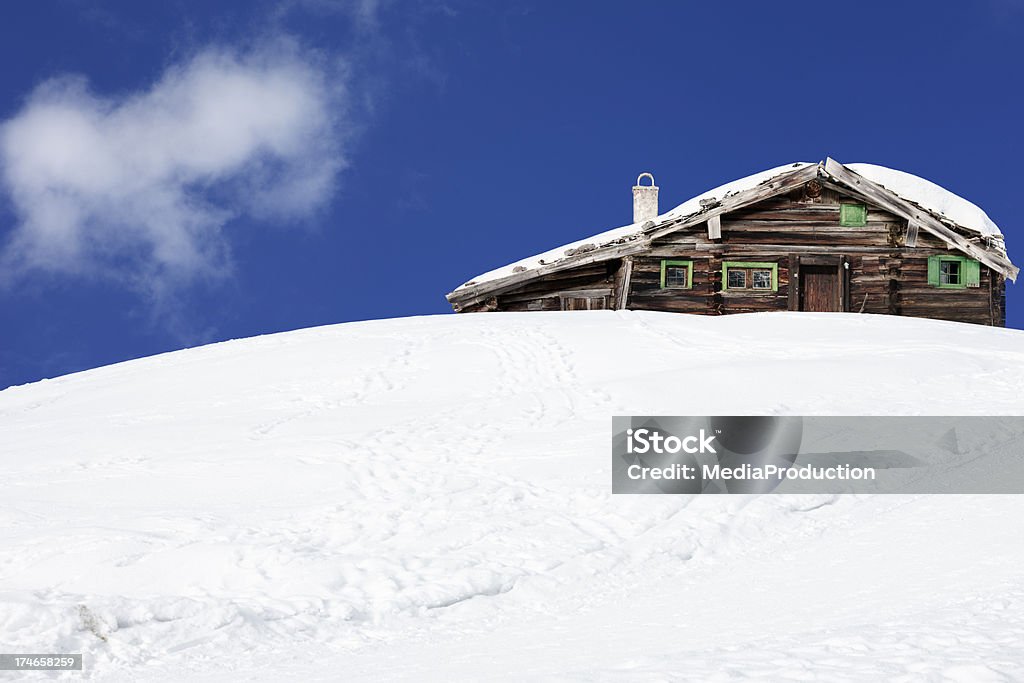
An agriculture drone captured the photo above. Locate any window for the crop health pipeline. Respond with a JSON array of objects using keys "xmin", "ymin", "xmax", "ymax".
[
  {"xmin": 722, "ymin": 261, "xmax": 778, "ymax": 292},
  {"xmin": 752, "ymin": 269, "xmax": 773, "ymax": 290},
  {"xmin": 928, "ymin": 255, "xmax": 980, "ymax": 289},
  {"xmin": 840, "ymin": 203, "xmax": 867, "ymax": 227},
  {"xmin": 940, "ymin": 260, "xmax": 960, "ymax": 286},
  {"xmin": 727, "ymin": 269, "xmax": 746, "ymax": 289},
  {"xmin": 664, "ymin": 265, "xmax": 689, "ymax": 288},
  {"xmin": 660, "ymin": 260, "xmax": 693, "ymax": 289}
]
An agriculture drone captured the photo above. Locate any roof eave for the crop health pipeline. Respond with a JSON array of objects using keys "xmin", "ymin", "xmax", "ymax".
[{"xmin": 447, "ymin": 235, "xmax": 650, "ymax": 309}]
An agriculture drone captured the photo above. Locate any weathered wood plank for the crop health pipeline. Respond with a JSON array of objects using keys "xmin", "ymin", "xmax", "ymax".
[
  {"xmin": 707, "ymin": 215, "xmax": 722, "ymax": 240},
  {"xmin": 615, "ymin": 257, "xmax": 633, "ymax": 310},
  {"xmin": 906, "ymin": 220, "xmax": 919, "ymax": 247}
]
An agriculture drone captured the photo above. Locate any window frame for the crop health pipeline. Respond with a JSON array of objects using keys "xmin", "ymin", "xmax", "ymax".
[
  {"xmin": 660, "ymin": 259, "xmax": 693, "ymax": 290},
  {"xmin": 928, "ymin": 255, "xmax": 980, "ymax": 290},
  {"xmin": 721, "ymin": 261, "xmax": 779, "ymax": 293},
  {"xmin": 839, "ymin": 203, "xmax": 868, "ymax": 227}
]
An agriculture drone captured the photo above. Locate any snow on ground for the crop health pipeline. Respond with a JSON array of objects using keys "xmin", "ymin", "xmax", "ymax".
[{"xmin": 1, "ymin": 311, "xmax": 1024, "ymax": 681}]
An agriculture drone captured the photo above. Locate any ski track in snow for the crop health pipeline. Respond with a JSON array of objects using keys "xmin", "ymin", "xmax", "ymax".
[{"xmin": 1, "ymin": 311, "xmax": 1023, "ymax": 681}]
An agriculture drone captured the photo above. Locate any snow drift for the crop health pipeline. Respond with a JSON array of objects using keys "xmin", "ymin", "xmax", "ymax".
[{"xmin": 1, "ymin": 311, "xmax": 1023, "ymax": 681}]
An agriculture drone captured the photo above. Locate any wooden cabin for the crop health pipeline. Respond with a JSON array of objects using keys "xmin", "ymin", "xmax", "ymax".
[{"xmin": 446, "ymin": 159, "xmax": 1017, "ymax": 326}]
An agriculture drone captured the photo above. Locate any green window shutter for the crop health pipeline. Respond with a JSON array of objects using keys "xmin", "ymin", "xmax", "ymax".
[
  {"xmin": 963, "ymin": 259, "xmax": 981, "ymax": 287},
  {"xmin": 927, "ymin": 256, "xmax": 940, "ymax": 286},
  {"xmin": 840, "ymin": 203, "xmax": 867, "ymax": 227}
]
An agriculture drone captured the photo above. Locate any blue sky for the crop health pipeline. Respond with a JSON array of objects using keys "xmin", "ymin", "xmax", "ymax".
[{"xmin": 1, "ymin": 1, "xmax": 1022, "ymax": 388}]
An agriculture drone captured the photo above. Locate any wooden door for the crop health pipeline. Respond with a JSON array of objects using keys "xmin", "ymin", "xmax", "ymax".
[{"xmin": 800, "ymin": 265, "xmax": 841, "ymax": 312}]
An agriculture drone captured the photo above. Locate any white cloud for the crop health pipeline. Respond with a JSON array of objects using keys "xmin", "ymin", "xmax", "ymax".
[{"xmin": 0, "ymin": 42, "xmax": 348, "ymax": 290}]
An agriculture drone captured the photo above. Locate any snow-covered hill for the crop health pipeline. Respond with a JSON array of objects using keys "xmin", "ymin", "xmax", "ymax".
[{"xmin": 2, "ymin": 311, "xmax": 1023, "ymax": 681}]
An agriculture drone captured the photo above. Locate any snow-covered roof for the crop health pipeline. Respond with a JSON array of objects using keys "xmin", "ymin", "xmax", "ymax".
[
  {"xmin": 845, "ymin": 163, "xmax": 1002, "ymax": 238},
  {"xmin": 660, "ymin": 162, "xmax": 815, "ymax": 222},
  {"xmin": 460, "ymin": 162, "xmax": 812, "ymax": 289},
  {"xmin": 457, "ymin": 221, "xmax": 642, "ymax": 290},
  {"xmin": 455, "ymin": 160, "xmax": 1010, "ymax": 292}
]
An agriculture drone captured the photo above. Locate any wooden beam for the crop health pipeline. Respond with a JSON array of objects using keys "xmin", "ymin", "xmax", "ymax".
[
  {"xmin": 841, "ymin": 256, "xmax": 850, "ymax": 312},
  {"xmin": 798, "ymin": 255, "xmax": 843, "ymax": 265},
  {"xmin": 822, "ymin": 158, "xmax": 1018, "ymax": 280},
  {"xmin": 556, "ymin": 288, "xmax": 613, "ymax": 297},
  {"xmin": 707, "ymin": 214, "xmax": 722, "ymax": 240},
  {"xmin": 788, "ymin": 253, "xmax": 800, "ymax": 311},
  {"xmin": 692, "ymin": 244, "xmax": 900, "ymax": 253},
  {"xmin": 615, "ymin": 256, "xmax": 634, "ymax": 310},
  {"xmin": 905, "ymin": 219, "xmax": 919, "ymax": 247},
  {"xmin": 990, "ymin": 269, "xmax": 996, "ymax": 327}
]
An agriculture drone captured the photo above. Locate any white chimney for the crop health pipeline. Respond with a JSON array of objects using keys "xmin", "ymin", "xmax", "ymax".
[{"xmin": 632, "ymin": 172, "xmax": 658, "ymax": 224}]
